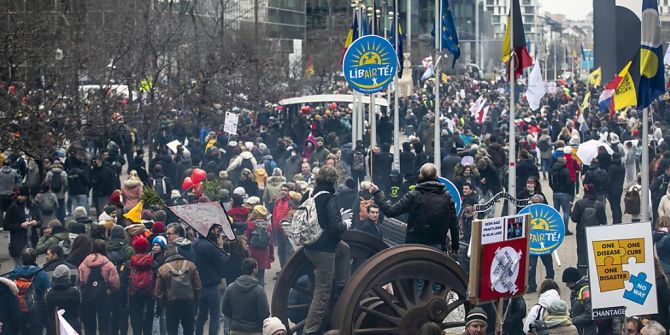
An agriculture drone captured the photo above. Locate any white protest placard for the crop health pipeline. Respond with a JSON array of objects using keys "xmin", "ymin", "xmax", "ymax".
[
  {"xmin": 586, "ymin": 222, "xmax": 657, "ymax": 319},
  {"xmin": 224, "ymin": 112, "xmax": 239, "ymax": 135}
]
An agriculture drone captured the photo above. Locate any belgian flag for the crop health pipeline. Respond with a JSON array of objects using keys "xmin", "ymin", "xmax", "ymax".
[{"xmin": 501, "ymin": 0, "xmax": 532, "ymax": 79}]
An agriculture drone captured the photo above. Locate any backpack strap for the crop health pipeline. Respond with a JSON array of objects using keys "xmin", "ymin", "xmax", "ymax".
[{"xmin": 312, "ymin": 191, "xmax": 329, "ymax": 199}]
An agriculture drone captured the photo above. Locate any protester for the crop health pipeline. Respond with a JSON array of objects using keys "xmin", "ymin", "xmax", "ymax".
[
  {"xmin": 353, "ymin": 204, "xmax": 383, "ymax": 240},
  {"xmin": 571, "ymin": 184, "xmax": 606, "ymax": 275},
  {"xmin": 523, "ymin": 279, "xmax": 562, "ymax": 334},
  {"xmin": 5, "ymin": 186, "xmax": 37, "ymax": 265},
  {"xmin": 79, "ymin": 239, "xmax": 121, "ymax": 335},
  {"xmin": 532, "ymin": 300, "xmax": 579, "ymax": 335},
  {"xmin": 222, "ymin": 258, "xmax": 270, "ymax": 335},
  {"xmin": 562, "ymin": 267, "xmax": 596, "ymax": 335},
  {"xmin": 43, "ymin": 245, "xmax": 79, "ymax": 285},
  {"xmin": 128, "ymin": 236, "xmax": 156, "ymax": 335},
  {"xmin": 464, "ymin": 307, "xmax": 488, "ymax": 335},
  {"xmin": 46, "ymin": 264, "xmax": 82, "ymax": 335},
  {"xmin": 244, "ymin": 205, "xmax": 275, "ymax": 287},
  {"xmin": 271, "ymin": 183, "xmax": 294, "ymax": 273},
  {"xmin": 165, "ymin": 223, "xmax": 196, "ymax": 262},
  {"xmin": 194, "ymin": 225, "xmax": 227, "ymax": 335},
  {"xmin": 9, "ymin": 248, "xmax": 51, "ymax": 335},
  {"xmin": 262, "ymin": 317, "xmax": 287, "ymax": 335}
]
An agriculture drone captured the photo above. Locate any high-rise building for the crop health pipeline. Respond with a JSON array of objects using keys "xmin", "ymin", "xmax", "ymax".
[{"xmin": 485, "ymin": 0, "xmax": 543, "ymax": 54}]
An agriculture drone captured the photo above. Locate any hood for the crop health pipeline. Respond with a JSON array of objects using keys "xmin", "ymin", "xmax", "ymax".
[
  {"xmin": 338, "ymin": 185, "xmax": 354, "ymax": 193},
  {"xmin": 107, "ymin": 239, "xmax": 129, "ymax": 252},
  {"xmin": 82, "ymin": 253, "xmax": 111, "ymax": 268},
  {"xmin": 1, "ymin": 166, "xmax": 12, "ymax": 173},
  {"xmin": 130, "ymin": 253, "xmax": 154, "ymax": 269},
  {"xmin": 54, "ymin": 231, "xmax": 70, "ymax": 241},
  {"xmin": 12, "ymin": 265, "xmax": 42, "ymax": 277},
  {"xmin": 235, "ymin": 274, "xmax": 261, "ymax": 292},
  {"xmin": 123, "ymin": 178, "xmax": 142, "ymax": 188},
  {"xmin": 266, "ymin": 176, "xmax": 286, "ymax": 186},
  {"xmin": 538, "ymin": 289, "xmax": 561, "ymax": 307},
  {"xmin": 174, "ymin": 237, "xmax": 192, "ymax": 248},
  {"xmin": 416, "ymin": 181, "xmax": 446, "ymax": 194},
  {"xmin": 0, "ymin": 277, "xmax": 18, "ymax": 295},
  {"xmin": 76, "ymin": 217, "xmax": 94, "ymax": 225},
  {"xmin": 239, "ymin": 151, "xmax": 254, "ymax": 160},
  {"xmin": 262, "ymin": 154, "xmax": 274, "ymax": 161}
]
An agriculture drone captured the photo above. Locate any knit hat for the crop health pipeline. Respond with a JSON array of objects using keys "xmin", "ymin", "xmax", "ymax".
[
  {"xmin": 53, "ymin": 264, "xmax": 71, "ymax": 280},
  {"xmin": 73, "ymin": 206, "xmax": 87, "ymax": 219},
  {"xmin": 17, "ymin": 185, "xmax": 30, "ymax": 197},
  {"xmin": 246, "ymin": 196, "xmax": 261, "ymax": 206},
  {"xmin": 547, "ymin": 300, "xmax": 569, "ymax": 316},
  {"xmin": 562, "ymin": 267, "xmax": 581, "ymax": 284},
  {"xmin": 152, "ymin": 236, "xmax": 167, "ymax": 250},
  {"xmin": 465, "ymin": 307, "xmax": 488, "ymax": 328},
  {"xmin": 152, "ymin": 221, "xmax": 165, "ymax": 234},
  {"xmin": 171, "ymin": 190, "xmax": 181, "ymax": 199},
  {"xmin": 104, "ymin": 205, "xmax": 116, "ymax": 215},
  {"xmin": 234, "ymin": 187, "xmax": 247, "ymax": 197},
  {"xmin": 67, "ymin": 221, "xmax": 86, "ymax": 234},
  {"xmin": 262, "ymin": 317, "xmax": 286, "ymax": 335},
  {"xmin": 110, "ymin": 225, "xmax": 125, "ymax": 239},
  {"xmin": 132, "ymin": 236, "xmax": 150, "ymax": 253},
  {"xmin": 253, "ymin": 205, "xmax": 269, "ymax": 218},
  {"xmin": 141, "ymin": 210, "xmax": 154, "ymax": 221}
]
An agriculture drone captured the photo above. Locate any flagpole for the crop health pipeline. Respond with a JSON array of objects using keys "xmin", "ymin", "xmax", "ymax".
[
  {"xmin": 434, "ymin": 0, "xmax": 441, "ymax": 174},
  {"xmin": 392, "ymin": 3, "xmax": 400, "ymax": 171},
  {"xmin": 507, "ymin": 0, "xmax": 516, "ymax": 215},
  {"xmin": 642, "ymin": 107, "xmax": 650, "ymax": 222},
  {"xmin": 351, "ymin": 4, "xmax": 358, "ymax": 146}
]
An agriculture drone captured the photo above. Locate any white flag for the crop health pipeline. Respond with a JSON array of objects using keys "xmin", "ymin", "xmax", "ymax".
[
  {"xmin": 58, "ymin": 310, "xmax": 79, "ymax": 335},
  {"xmin": 664, "ymin": 43, "xmax": 670, "ymax": 66},
  {"xmin": 421, "ymin": 64, "xmax": 434, "ymax": 81},
  {"xmin": 526, "ymin": 62, "xmax": 547, "ymax": 111},
  {"xmin": 469, "ymin": 96, "xmax": 487, "ymax": 117}
]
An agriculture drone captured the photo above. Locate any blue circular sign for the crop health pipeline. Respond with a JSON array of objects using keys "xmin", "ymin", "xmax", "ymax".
[
  {"xmin": 518, "ymin": 204, "xmax": 565, "ymax": 256},
  {"xmin": 438, "ymin": 177, "xmax": 462, "ymax": 216},
  {"xmin": 343, "ymin": 35, "xmax": 398, "ymax": 94}
]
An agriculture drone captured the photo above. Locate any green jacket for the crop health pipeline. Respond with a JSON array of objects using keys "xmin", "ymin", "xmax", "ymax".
[
  {"xmin": 106, "ymin": 239, "xmax": 134, "ymax": 263},
  {"xmin": 35, "ymin": 232, "xmax": 69, "ymax": 254}
]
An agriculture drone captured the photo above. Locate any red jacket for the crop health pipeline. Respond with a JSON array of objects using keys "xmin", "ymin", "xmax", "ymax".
[
  {"xmin": 272, "ymin": 197, "xmax": 291, "ymax": 233},
  {"xmin": 228, "ymin": 206, "xmax": 250, "ymax": 224},
  {"xmin": 244, "ymin": 220, "xmax": 275, "ymax": 270}
]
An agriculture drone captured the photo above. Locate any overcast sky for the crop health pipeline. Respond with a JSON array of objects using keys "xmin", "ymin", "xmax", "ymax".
[{"xmin": 539, "ymin": 0, "xmax": 593, "ymax": 20}]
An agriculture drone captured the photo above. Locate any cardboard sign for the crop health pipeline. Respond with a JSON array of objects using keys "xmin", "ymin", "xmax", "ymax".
[
  {"xmin": 167, "ymin": 202, "xmax": 236, "ymax": 241},
  {"xmin": 224, "ymin": 112, "xmax": 239, "ymax": 135},
  {"xmin": 469, "ymin": 214, "xmax": 531, "ymax": 303},
  {"xmin": 586, "ymin": 222, "xmax": 657, "ymax": 319}
]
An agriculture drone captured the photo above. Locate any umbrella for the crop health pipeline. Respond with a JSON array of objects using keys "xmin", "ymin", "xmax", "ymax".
[{"xmin": 576, "ymin": 140, "xmax": 614, "ymax": 166}]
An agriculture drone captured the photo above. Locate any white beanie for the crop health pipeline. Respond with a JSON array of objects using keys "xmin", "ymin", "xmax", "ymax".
[
  {"xmin": 262, "ymin": 317, "xmax": 286, "ymax": 335},
  {"xmin": 171, "ymin": 190, "xmax": 181, "ymax": 199},
  {"xmin": 234, "ymin": 187, "xmax": 247, "ymax": 196}
]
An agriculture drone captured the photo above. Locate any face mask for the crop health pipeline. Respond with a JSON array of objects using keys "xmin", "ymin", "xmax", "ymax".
[
  {"xmin": 527, "ymin": 185, "xmax": 535, "ymax": 193},
  {"xmin": 291, "ymin": 152, "xmax": 297, "ymax": 157}
]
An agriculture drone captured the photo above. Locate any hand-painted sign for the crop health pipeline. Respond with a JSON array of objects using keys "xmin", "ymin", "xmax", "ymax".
[
  {"xmin": 343, "ymin": 35, "xmax": 398, "ymax": 94},
  {"xmin": 438, "ymin": 177, "xmax": 462, "ymax": 216},
  {"xmin": 519, "ymin": 204, "xmax": 565, "ymax": 256}
]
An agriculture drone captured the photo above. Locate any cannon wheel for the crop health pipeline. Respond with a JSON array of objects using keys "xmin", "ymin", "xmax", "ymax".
[
  {"xmin": 271, "ymin": 230, "xmax": 388, "ymax": 334},
  {"xmin": 331, "ymin": 244, "xmax": 469, "ymax": 335}
]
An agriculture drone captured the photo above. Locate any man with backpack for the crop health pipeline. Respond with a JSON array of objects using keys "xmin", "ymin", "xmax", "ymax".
[
  {"xmin": 155, "ymin": 243, "xmax": 202, "ymax": 335},
  {"xmin": 582, "ymin": 159, "xmax": 609, "ymax": 207},
  {"xmin": 45, "ymin": 161, "xmax": 68, "ymax": 223},
  {"xmin": 149, "ymin": 164, "xmax": 174, "ymax": 203},
  {"xmin": 128, "ymin": 236, "xmax": 155, "ymax": 335},
  {"xmin": 0, "ymin": 160, "xmax": 21, "ymax": 228},
  {"xmin": 67, "ymin": 159, "xmax": 90, "ymax": 217},
  {"xmin": 106, "ymin": 225, "xmax": 134, "ymax": 335},
  {"xmin": 193, "ymin": 225, "xmax": 228, "ymax": 335},
  {"xmin": 562, "ymin": 267, "xmax": 597, "ymax": 335},
  {"xmin": 222, "ymin": 258, "xmax": 270, "ymax": 335},
  {"xmin": 571, "ymin": 184, "xmax": 607, "ymax": 276},
  {"xmin": 8, "ymin": 247, "xmax": 51, "ymax": 335},
  {"xmin": 43, "ymin": 245, "xmax": 79, "ymax": 286},
  {"xmin": 549, "ymin": 156, "xmax": 574, "ymax": 235}
]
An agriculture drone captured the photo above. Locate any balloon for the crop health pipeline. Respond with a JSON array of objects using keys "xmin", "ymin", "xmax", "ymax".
[
  {"xmin": 182, "ymin": 177, "xmax": 194, "ymax": 191},
  {"xmin": 330, "ymin": 102, "xmax": 338, "ymax": 110},
  {"xmin": 191, "ymin": 168, "xmax": 206, "ymax": 184}
]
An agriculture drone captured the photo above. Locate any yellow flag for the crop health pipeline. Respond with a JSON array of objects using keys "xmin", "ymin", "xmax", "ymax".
[
  {"xmin": 581, "ymin": 92, "xmax": 591, "ymax": 111},
  {"xmin": 501, "ymin": 14, "xmax": 511, "ymax": 63},
  {"xmin": 588, "ymin": 67, "xmax": 602, "ymax": 86},
  {"xmin": 613, "ymin": 61, "xmax": 637, "ymax": 111},
  {"xmin": 124, "ymin": 201, "xmax": 143, "ymax": 224},
  {"xmin": 441, "ymin": 73, "xmax": 449, "ymax": 83}
]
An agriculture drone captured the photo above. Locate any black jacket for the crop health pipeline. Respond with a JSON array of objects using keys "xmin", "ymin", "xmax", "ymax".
[
  {"xmin": 607, "ymin": 162, "xmax": 625, "ymax": 196},
  {"xmin": 336, "ymin": 185, "xmax": 357, "ymax": 211},
  {"xmin": 0, "ymin": 278, "xmax": 20, "ymax": 335},
  {"xmin": 516, "ymin": 159, "xmax": 539, "ymax": 188},
  {"xmin": 583, "ymin": 167, "xmax": 609, "ymax": 195},
  {"xmin": 570, "ymin": 277, "xmax": 596, "ymax": 335},
  {"xmin": 66, "ymin": 166, "xmax": 90, "ymax": 196},
  {"xmin": 46, "ymin": 279, "xmax": 82, "ymax": 335},
  {"xmin": 441, "ymin": 155, "xmax": 461, "ymax": 181},
  {"xmin": 193, "ymin": 237, "xmax": 228, "ymax": 287},
  {"xmin": 221, "ymin": 275, "xmax": 269, "ymax": 333},
  {"xmin": 374, "ymin": 181, "xmax": 458, "ymax": 251},
  {"xmin": 549, "ymin": 160, "xmax": 573, "ymax": 195},
  {"xmin": 571, "ymin": 194, "xmax": 607, "ymax": 227},
  {"xmin": 91, "ymin": 164, "xmax": 117, "ymax": 197},
  {"xmin": 303, "ymin": 181, "xmax": 346, "ymax": 253},
  {"xmin": 354, "ymin": 219, "xmax": 383, "ymax": 240}
]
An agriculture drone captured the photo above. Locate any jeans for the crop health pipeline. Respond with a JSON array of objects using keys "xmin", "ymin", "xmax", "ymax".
[
  {"xmin": 129, "ymin": 294, "xmax": 155, "ymax": 335},
  {"xmin": 540, "ymin": 158, "xmax": 551, "ymax": 176},
  {"xmin": 256, "ymin": 268, "xmax": 265, "ymax": 287},
  {"xmin": 70, "ymin": 194, "xmax": 90, "ymax": 216},
  {"xmin": 528, "ymin": 254, "xmax": 555, "ymax": 291},
  {"xmin": 110, "ymin": 302, "xmax": 129, "ymax": 335},
  {"xmin": 83, "ymin": 296, "xmax": 111, "ymax": 335},
  {"xmin": 608, "ymin": 191, "xmax": 623, "ymax": 224},
  {"xmin": 552, "ymin": 192, "xmax": 572, "ymax": 231},
  {"xmin": 166, "ymin": 303, "xmax": 195, "ymax": 335},
  {"xmin": 303, "ymin": 241, "xmax": 351, "ymax": 335},
  {"xmin": 223, "ymin": 316, "xmax": 230, "ymax": 335},
  {"xmin": 95, "ymin": 195, "xmax": 110, "ymax": 216},
  {"xmin": 57, "ymin": 198, "xmax": 66, "ymax": 224},
  {"xmin": 195, "ymin": 285, "xmax": 221, "ymax": 335},
  {"xmin": 274, "ymin": 231, "xmax": 295, "ymax": 269}
]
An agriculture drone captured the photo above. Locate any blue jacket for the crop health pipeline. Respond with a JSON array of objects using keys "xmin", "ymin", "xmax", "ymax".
[
  {"xmin": 193, "ymin": 237, "xmax": 227, "ymax": 287},
  {"xmin": 8, "ymin": 264, "xmax": 51, "ymax": 298}
]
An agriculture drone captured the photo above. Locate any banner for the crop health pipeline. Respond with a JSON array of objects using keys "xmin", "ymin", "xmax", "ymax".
[
  {"xmin": 474, "ymin": 192, "xmax": 529, "ymax": 213},
  {"xmin": 586, "ymin": 222, "xmax": 657, "ymax": 319},
  {"xmin": 167, "ymin": 202, "xmax": 236, "ymax": 241},
  {"xmin": 224, "ymin": 112, "xmax": 239, "ymax": 135},
  {"xmin": 469, "ymin": 214, "xmax": 531, "ymax": 303}
]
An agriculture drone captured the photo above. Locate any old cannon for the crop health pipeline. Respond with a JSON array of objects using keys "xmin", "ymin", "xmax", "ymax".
[{"xmin": 271, "ymin": 218, "xmax": 469, "ymax": 335}]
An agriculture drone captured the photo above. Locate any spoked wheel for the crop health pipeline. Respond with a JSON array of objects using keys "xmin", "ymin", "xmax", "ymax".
[
  {"xmin": 271, "ymin": 230, "xmax": 388, "ymax": 334},
  {"xmin": 331, "ymin": 244, "xmax": 469, "ymax": 335}
]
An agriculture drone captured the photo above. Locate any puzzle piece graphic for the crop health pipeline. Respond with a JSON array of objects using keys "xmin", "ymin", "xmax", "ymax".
[
  {"xmin": 618, "ymin": 238, "xmax": 645, "ymax": 264},
  {"xmin": 595, "ymin": 256, "xmax": 630, "ymax": 292},
  {"xmin": 623, "ymin": 272, "xmax": 652, "ymax": 305},
  {"xmin": 593, "ymin": 240, "xmax": 626, "ymax": 266}
]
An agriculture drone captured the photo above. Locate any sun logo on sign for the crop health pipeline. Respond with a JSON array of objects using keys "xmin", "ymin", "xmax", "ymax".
[
  {"xmin": 351, "ymin": 41, "xmax": 391, "ymax": 67},
  {"xmin": 529, "ymin": 207, "xmax": 559, "ymax": 232}
]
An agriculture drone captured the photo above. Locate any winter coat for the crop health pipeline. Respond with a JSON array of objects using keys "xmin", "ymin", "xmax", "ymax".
[
  {"xmin": 66, "ymin": 166, "xmax": 90, "ymax": 196},
  {"xmin": 193, "ymin": 237, "xmax": 227, "ymax": 287},
  {"xmin": 121, "ymin": 178, "xmax": 143, "ymax": 210},
  {"xmin": 106, "ymin": 238, "xmax": 135, "ymax": 264},
  {"xmin": 487, "ymin": 142, "xmax": 507, "ymax": 170},
  {"xmin": 173, "ymin": 237, "xmax": 196, "ymax": 263},
  {"xmin": 46, "ymin": 168, "xmax": 68, "ymax": 199},
  {"xmin": 654, "ymin": 231, "xmax": 670, "ymax": 278},
  {"xmin": 571, "ymin": 194, "xmax": 607, "ymax": 228},
  {"xmin": 354, "ymin": 219, "xmax": 383, "ymax": 240},
  {"xmin": 4, "ymin": 200, "xmax": 32, "ymax": 258},
  {"xmin": 263, "ymin": 176, "xmax": 286, "ymax": 207},
  {"xmin": 34, "ymin": 191, "xmax": 58, "ymax": 227},
  {"xmin": 228, "ymin": 206, "xmax": 250, "ymax": 225},
  {"xmin": 538, "ymin": 134, "xmax": 553, "ymax": 159},
  {"xmin": 583, "ymin": 166, "xmax": 609, "ymax": 195},
  {"xmin": 46, "ymin": 277, "xmax": 82, "ymax": 335},
  {"xmin": 0, "ymin": 277, "xmax": 20, "ymax": 335},
  {"xmin": 536, "ymin": 315, "xmax": 579, "ymax": 335},
  {"xmin": 221, "ymin": 275, "xmax": 270, "ymax": 333},
  {"xmin": 91, "ymin": 164, "xmax": 117, "ymax": 197},
  {"xmin": 478, "ymin": 162, "xmax": 501, "ymax": 195},
  {"xmin": 303, "ymin": 181, "xmax": 347, "ymax": 253},
  {"xmin": 43, "ymin": 258, "xmax": 80, "ymax": 286},
  {"xmin": 374, "ymin": 181, "xmax": 459, "ymax": 251},
  {"xmin": 336, "ymin": 184, "xmax": 357, "ymax": 211},
  {"xmin": 0, "ymin": 165, "xmax": 20, "ymax": 196},
  {"xmin": 517, "ymin": 159, "xmax": 540, "ymax": 189},
  {"xmin": 226, "ymin": 151, "xmax": 258, "ymax": 175},
  {"xmin": 8, "ymin": 264, "xmax": 51, "ymax": 307},
  {"xmin": 659, "ymin": 194, "xmax": 670, "ymax": 219},
  {"xmin": 35, "ymin": 231, "xmax": 70, "ymax": 255},
  {"xmin": 523, "ymin": 289, "xmax": 562, "ymax": 333},
  {"xmin": 272, "ymin": 196, "xmax": 291, "ymax": 234},
  {"xmin": 549, "ymin": 160, "xmax": 573, "ymax": 195},
  {"xmin": 78, "ymin": 253, "xmax": 121, "ymax": 290},
  {"xmin": 244, "ymin": 220, "xmax": 275, "ymax": 269},
  {"xmin": 569, "ymin": 278, "xmax": 596, "ymax": 335},
  {"xmin": 441, "ymin": 155, "xmax": 461, "ymax": 181},
  {"xmin": 155, "ymin": 253, "xmax": 202, "ymax": 304},
  {"xmin": 607, "ymin": 162, "xmax": 626, "ymax": 197}
]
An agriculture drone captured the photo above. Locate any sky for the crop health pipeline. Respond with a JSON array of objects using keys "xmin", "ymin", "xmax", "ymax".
[{"xmin": 539, "ymin": 0, "xmax": 593, "ymax": 20}]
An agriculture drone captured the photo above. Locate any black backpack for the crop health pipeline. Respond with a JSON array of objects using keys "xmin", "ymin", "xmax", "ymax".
[
  {"xmin": 152, "ymin": 177, "xmax": 168, "ymax": 200},
  {"xmin": 82, "ymin": 266, "xmax": 108, "ymax": 302},
  {"xmin": 240, "ymin": 158, "xmax": 254, "ymax": 173},
  {"xmin": 580, "ymin": 202, "xmax": 601, "ymax": 227},
  {"xmin": 250, "ymin": 225, "xmax": 271, "ymax": 249},
  {"xmin": 50, "ymin": 171, "xmax": 63, "ymax": 193}
]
